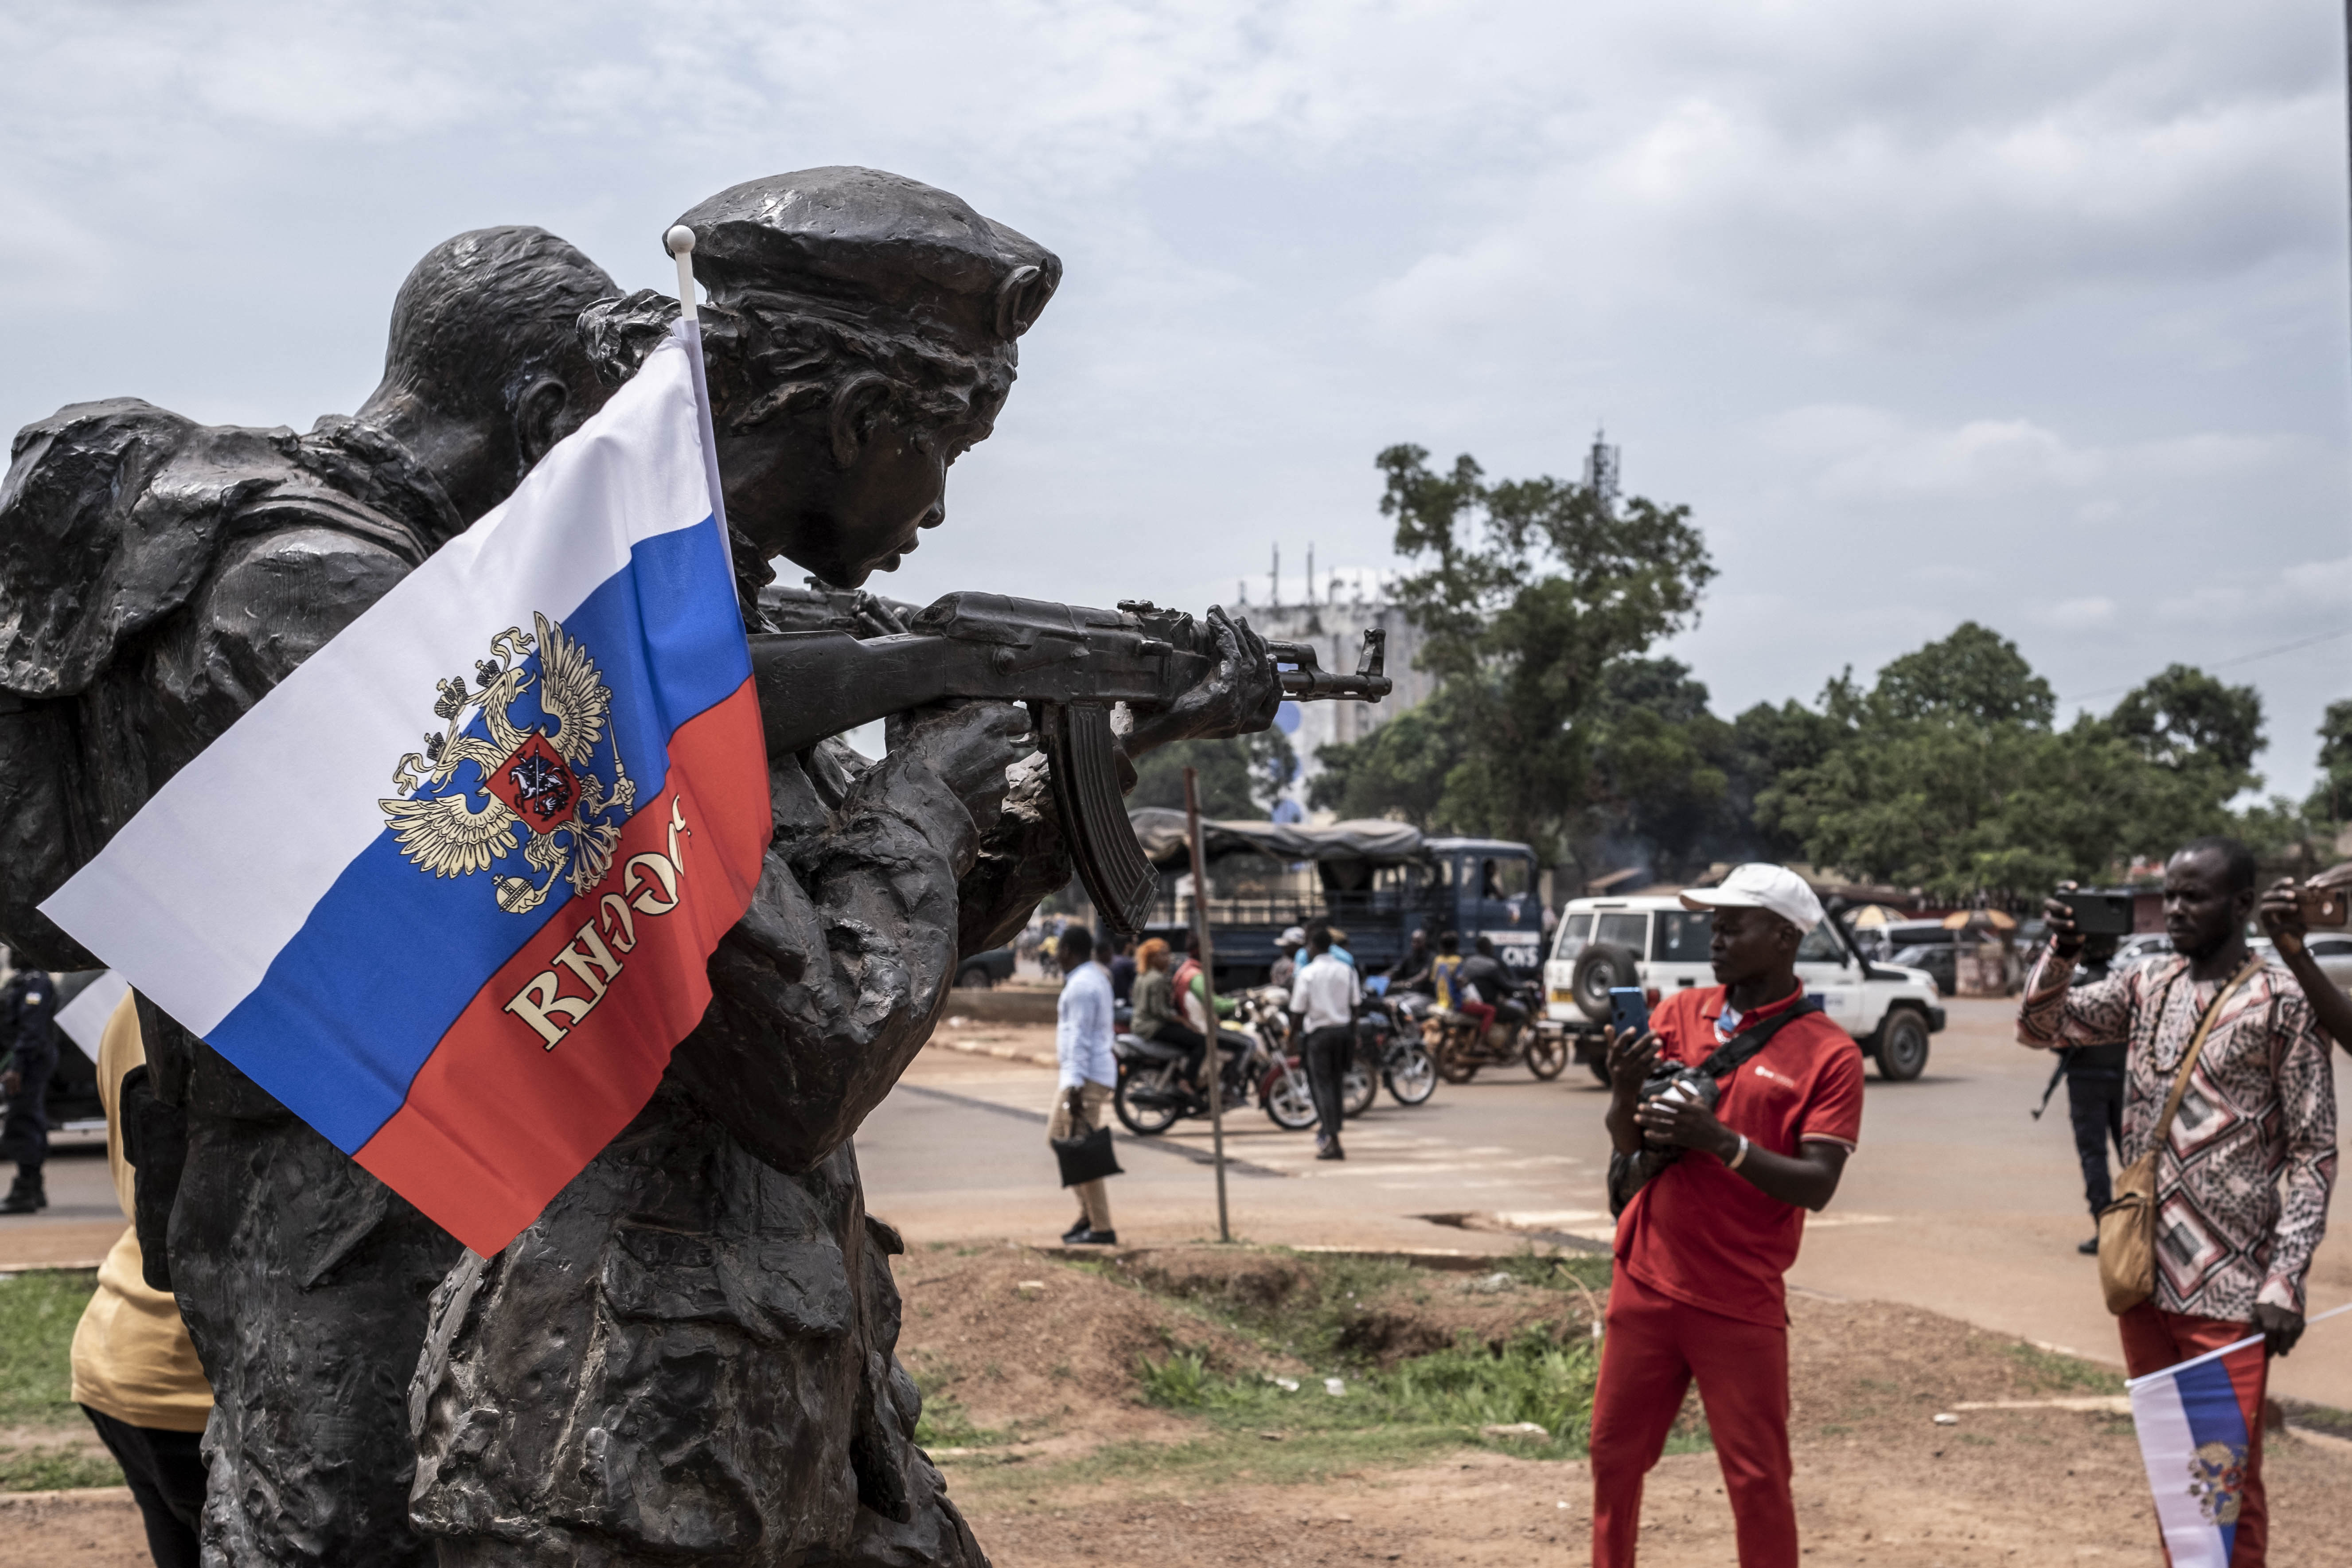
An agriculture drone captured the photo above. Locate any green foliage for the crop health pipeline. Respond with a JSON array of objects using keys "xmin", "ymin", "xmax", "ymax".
[
  {"xmin": 1307, "ymin": 707, "xmax": 1464, "ymax": 827},
  {"xmin": 1130, "ymin": 728, "xmax": 1296, "ymax": 819},
  {"xmin": 2307, "ymin": 698, "xmax": 2352, "ymax": 826},
  {"xmin": 1757, "ymin": 626, "xmax": 2266, "ymax": 900},
  {"xmin": 907, "ymin": 1361, "xmax": 1005, "ymax": 1449},
  {"xmin": 1134, "ymin": 1329, "xmax": 1603, "ymax": 1459},
  {"xmin": 2004, "ymin": 1340, "xmax": 2124, "ymax": 1396},
  {"xmin": 0, "ymin": 1446, "xmax": 122, "ymax": 1491},
  {"xmin": 2112, "ymin": 664, "xmax": 2265, "ymax": 782},
  {"xmin": 1136, "ymin": 1348, "xmax": 1218, "ymax": 1410},
  {"xmin": 0, "ymin": 1270, "xmax": 98, "ymax": 1428},
  {"xmin": 1315, "ymin": 444, "xmax": 1713, "ymax": 862},
  {"xmin": 1871, "ymin": 621, "xmax": 2056, "ymax": 726}
]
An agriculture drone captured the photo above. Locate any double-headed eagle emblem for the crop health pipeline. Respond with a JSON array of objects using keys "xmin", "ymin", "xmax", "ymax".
[{"xmin": 380, "ymin": 612, "xmax": 634, "ymax": 914}]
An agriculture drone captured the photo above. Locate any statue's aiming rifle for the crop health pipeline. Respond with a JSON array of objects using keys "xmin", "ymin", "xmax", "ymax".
[{"xmin": 749, "ymin": 590, "xmax": 1391, "ymax": 934}]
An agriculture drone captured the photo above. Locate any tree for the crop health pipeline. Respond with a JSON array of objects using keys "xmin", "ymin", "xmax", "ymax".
[
  {"xmin": 1353, "ymin": 443, "xmax": 1714, "ymax": 862},
  {"xmin": 1307, "ymin": 707, "xmax": 1465, "ymax": 827},
  {"xmin": 1872, "ymin": 621, "xmax": 2055, "ymax": 725},
  {"xmin": 2111, "ymin": 665, "xmax": 2264, "ymax": 782},
  {"xmin": 1755, "ymin": 625, "xmax": 2249, "ymax": 901},
  {"xmin": 1130, "ymin": 728, "xmax": 1296, "ymax": 819},
  {"xmin": 2305, "ymin": 697, "xmax": 2352, "ymax": 826},
  {"xmin": 1577, "ymin": 658, "xmax": 1735, "ymax": 878}
]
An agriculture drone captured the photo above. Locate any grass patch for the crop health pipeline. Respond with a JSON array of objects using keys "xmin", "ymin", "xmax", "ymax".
[
  {"xmin": 0, "ymin": 1446, "xmax": 121, "ymax": 1491},
  {"xmin": 1116, "ymin": 1248, "xmax": 1606, "ymax": 1373},
  {"xmin": 0, "ymin": 1271, "xmax": 99, "ymax": 1427},
  {"xmin": 971, "ymin": 1426, "xmax": 1469, "ymax": 1496},
  {"xmin": 1484, "ymin": 1251, "xmax": 1614, "ymax": 1295},
  {"xmin": 913, "ymin": 1391, "xmax": 1003, "ymax": 1449},
  {"xmin": 2005, "ymin": 1342, "xmax": 2124, "ymax": 1397},
  {"xmin": 1135, "ymin": 1327, "xmax": 1607, "ymax": 1460}
]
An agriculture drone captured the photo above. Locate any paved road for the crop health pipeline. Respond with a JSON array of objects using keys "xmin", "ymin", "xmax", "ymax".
[
  {"xmin": 0, "ymin": 1126, "xmax": 124, "ymax": 1268},
  {"xmin": 862, "ymin": 997, "xmax": 2352, "ymax": 1408}
]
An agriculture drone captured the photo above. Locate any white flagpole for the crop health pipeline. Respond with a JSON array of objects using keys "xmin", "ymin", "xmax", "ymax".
[
  {"xmin": 663, "ymin": 225, "xmax": 731, "ymax": 536},
  {"xmin": 2123, "ymin": 1299, "xmax": 2352, "ymax": 1389}
]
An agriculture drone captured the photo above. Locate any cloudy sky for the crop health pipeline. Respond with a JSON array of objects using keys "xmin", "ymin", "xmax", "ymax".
[{"xmin": 4, "ymin": 1, "xmax": 2348, "ymax": 793}]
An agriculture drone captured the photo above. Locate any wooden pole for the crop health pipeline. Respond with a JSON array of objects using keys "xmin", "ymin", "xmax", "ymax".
[{"xmin": 1182, "ymin": 766, "xmax": 1230, "ymax": 1243}]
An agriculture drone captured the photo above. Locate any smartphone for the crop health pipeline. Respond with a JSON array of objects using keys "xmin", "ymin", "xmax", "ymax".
[
  {"xmin": 1608, "ymin": 986, "xmax": 1650, "ymax": 1040},
  {"xmin": 2298, "ymin": 882, "xmax": 2350, "ymax": 929},
  {"xmin": 2057, "ymin": 888, "xmax": 2134, "ymax": 938}
]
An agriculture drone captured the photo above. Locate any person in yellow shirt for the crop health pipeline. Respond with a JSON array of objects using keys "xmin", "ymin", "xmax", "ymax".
[{"xmin": 70, "ymin": 992, "xmax": 211, "ymax": 1568}]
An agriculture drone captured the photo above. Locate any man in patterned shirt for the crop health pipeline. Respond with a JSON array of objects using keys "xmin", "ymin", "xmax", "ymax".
[{"xmin": 2020, "ymin": 836, "xmax": 2336, "ymax": 1564}]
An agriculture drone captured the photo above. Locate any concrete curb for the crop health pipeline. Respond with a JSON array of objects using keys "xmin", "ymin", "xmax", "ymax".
[
  {"xmin": 0, "ymin": 1261, "xmax": 106, "ymax": 1276},
  {"xmin": 930, "ymin": 1036, "xmax": 1057, "ymax": 1070},
  {"xmin": 939, "ymin": 989, "xmax": 1060, "ymax": 1026},
  {"xmin": 0, "ymin": 1486, "xmax": 135, "ymax": 1505},
  {"xmin": 1026, "ymin": 1242, "xmax": 1590, "ymax": 1274}
]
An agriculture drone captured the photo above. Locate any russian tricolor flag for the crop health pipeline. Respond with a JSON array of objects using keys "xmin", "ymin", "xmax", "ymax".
[
  {"xmin": 42, "ymin": 322, "xmax": 768, "ymax": 1257},
  {"xmin": 2126, "ymin": 1332, "xmax": 2265, "ymax": 1567}
]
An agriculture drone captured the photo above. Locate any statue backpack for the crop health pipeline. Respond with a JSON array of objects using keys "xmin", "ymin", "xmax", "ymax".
[{"xmin": 2095, "ymin": 956, "xmax": 2264, "ymax": 1316}]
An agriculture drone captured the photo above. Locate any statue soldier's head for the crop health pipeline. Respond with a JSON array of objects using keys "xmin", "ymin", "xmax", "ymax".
[
  {"xmin": 584, "ymin": 167, "xmax": 1060, "ymax": 588},
  {"xmin": 356, "ymin": 225, "xmax": 621, "ymax": 526}
]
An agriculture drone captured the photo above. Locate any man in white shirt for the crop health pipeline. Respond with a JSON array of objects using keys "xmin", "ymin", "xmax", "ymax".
[
  {"xmin": 1051, "ymin": 927, "xmax": 1119, "ymax": 1244},
  {"xmin": 1287, "ymin": 921, "xmax": 1363, "ymax": 1161}
]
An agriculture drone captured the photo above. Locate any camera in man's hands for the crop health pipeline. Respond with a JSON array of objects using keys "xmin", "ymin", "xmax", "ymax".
[
  {"xmin": 1637, "ymin": 1066, "xmax": 1720, "ymax": 1149},
  {"xmin": 2297, "ymin": 880, "xmax": 2348, "ymax": 929},
  {"xmin": 2056, "ymin": 887, "xmax": 2134, "ymax": 938}
]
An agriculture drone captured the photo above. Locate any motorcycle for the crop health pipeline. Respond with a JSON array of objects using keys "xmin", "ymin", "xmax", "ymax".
[
  {"xmin": 1415, "ymin": 979, "xmax": 1568, "ymax": 1083},
  {"xmin": 1357, "ymin": 987, "xmax": 1437, "ymax": 1107},
  {"xmin": 1113, "ymin": 987, "xmax": 1324, "ymax": 1134}
]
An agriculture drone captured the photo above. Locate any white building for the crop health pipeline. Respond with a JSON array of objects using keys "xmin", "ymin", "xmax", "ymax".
[{"xmin": 1237, "ymin": 594, "xmax": 1434, "ymax": 821}]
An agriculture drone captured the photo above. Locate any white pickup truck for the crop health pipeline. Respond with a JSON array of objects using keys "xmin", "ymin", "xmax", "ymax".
[{"xmin": 1541, "ymin": 894, "xmax": 1946, "ymax": 1082}]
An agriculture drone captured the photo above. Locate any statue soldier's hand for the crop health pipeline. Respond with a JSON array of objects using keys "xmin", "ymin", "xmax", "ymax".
[
  {"xmin": 1123, "ymin": 605, "xmax": 1283, "ymax": 757},
  {"xmin": 899, "ymin": 701, "xmax": 1028, "ymax": 835}
]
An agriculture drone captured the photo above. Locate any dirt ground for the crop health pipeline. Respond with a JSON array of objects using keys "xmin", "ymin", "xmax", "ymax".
[
  {"xmin": 910, "ymin": 1244, "xmax": 2352, "ymax": 1567},
  {"xmin": 12, "ymin": 1244, "xmax": 2352, "ymax": 1565}
]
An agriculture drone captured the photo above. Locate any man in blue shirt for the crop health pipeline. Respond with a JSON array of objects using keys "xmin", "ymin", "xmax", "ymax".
[{"xmin": 1052, "ymin": 927, "xmax": 1118, "ymax": 1244}]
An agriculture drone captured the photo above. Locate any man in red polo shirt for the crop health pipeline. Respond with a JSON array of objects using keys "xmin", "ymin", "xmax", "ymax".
[{"xmin": 1591, "ymin": 863, "xmax": 1864, "ymax": 1568}]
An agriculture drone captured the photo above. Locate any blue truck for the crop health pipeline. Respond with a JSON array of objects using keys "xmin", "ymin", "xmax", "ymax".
[{"xmin": 1128, "ymin": 810, "xmax": 1545, "ymax": 987}]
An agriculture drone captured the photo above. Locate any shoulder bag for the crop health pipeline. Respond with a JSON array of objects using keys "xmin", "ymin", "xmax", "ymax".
[
  {"xmin": 2095, "ymin": 955, "xmax": 2264, "ymax": 1316},
  {"xmin": 1051, "ymin": 1088, "xmax": 1123, "ymax": 1189}
]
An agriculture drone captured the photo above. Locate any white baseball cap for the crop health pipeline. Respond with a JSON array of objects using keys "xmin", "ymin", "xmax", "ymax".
[{"xmin": 1679, "ymin": 864, "xmax": 1824, "ymax": 935}]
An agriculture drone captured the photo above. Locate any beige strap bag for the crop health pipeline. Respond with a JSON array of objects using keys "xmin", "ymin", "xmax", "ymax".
[{"xmin": 2095, "ymin": 956, "xmax": 2263, "ymax": 1315}]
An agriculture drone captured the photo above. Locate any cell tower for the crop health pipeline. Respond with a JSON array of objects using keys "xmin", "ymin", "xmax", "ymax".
[{"xmin": 1583, "ymin": 425, "xmax": 1620, "ymax": 511}]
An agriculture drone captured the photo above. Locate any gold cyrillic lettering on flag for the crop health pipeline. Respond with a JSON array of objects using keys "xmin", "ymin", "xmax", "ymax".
[{"xmin": 501, "ymin": 795, "xmax": 694, "ymax": 1051}]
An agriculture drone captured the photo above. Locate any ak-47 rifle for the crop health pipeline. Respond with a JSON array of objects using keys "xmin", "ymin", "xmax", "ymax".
[{"xmin": 748, "ymin": 589, "xmax": 1391, "ymax": 935}]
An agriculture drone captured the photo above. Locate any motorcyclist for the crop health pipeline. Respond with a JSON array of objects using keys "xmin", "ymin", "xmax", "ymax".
[
  {"xmin": 1268, "ymin": 926, "xmax": 1307, "ymax": 991},
  {"xmin": 1387, "ymin": 928, "xmax": 1435, "ymax": 994},
  {"xmin": 1461, "ymin": 936, "xmax": 1527, "ymax": 1030},
  {"xmin": 1131, "ymin": 938, "xmax": 1211, "ymax": 1098},
  {"xmin": 1448, "ymin": 936, "xmax": 1506, "ymax": 1038}
]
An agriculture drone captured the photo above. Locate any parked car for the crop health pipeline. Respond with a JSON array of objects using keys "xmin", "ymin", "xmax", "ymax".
[
  {"xmin": 1543, "ymin": 895, "xmax": 1946, "ymax": 1082},
  {"xmin": 2305, "ymin": 931, "xmax": 2352, "ymax": 995},
  {"xmin": 954, "ymin": 947, "xmax": 1017, "ymax": 988}
]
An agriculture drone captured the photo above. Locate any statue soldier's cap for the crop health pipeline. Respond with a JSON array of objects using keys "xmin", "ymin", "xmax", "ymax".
[{"xmin": 675, "ymin": 167, "xmax": 1060, "ymax": 352}]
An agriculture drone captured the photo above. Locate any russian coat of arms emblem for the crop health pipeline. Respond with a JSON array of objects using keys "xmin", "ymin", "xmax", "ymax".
[
  {"xmin": 380, "ymin": 612, "xmax": 634, "ymax": 914},
  {"xmin": 2187, "ymin": 1439, "xmax": 2245, "ymax": 1526}
]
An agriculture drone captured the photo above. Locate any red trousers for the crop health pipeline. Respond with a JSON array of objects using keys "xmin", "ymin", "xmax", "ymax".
[
  {"xmin": 2119, "ymin": 1303, "xmax": 2268, "ymax": 1566},
  {"xmin": 1590, "ymin": 1267, "xmax": 1795, "ymax": 1568}
]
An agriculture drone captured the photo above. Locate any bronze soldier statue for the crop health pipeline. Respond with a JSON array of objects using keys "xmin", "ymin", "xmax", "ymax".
[
  {"xmin": 407, "ymin": 168, "xmax": 1281, "ymax": 1566},
  {"xmin": 0, "ymin": 226, "xmax": 621, "ymax": 1566}
]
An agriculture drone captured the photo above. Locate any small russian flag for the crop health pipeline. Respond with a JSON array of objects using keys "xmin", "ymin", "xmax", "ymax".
[
  {"xmin": 41, "ymin": 321, "xmax": 768, "ymax": 1258},
  {"xmin": 2126, "ymin": 1332, "xmax": 2266, "ymax": 1566}
]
